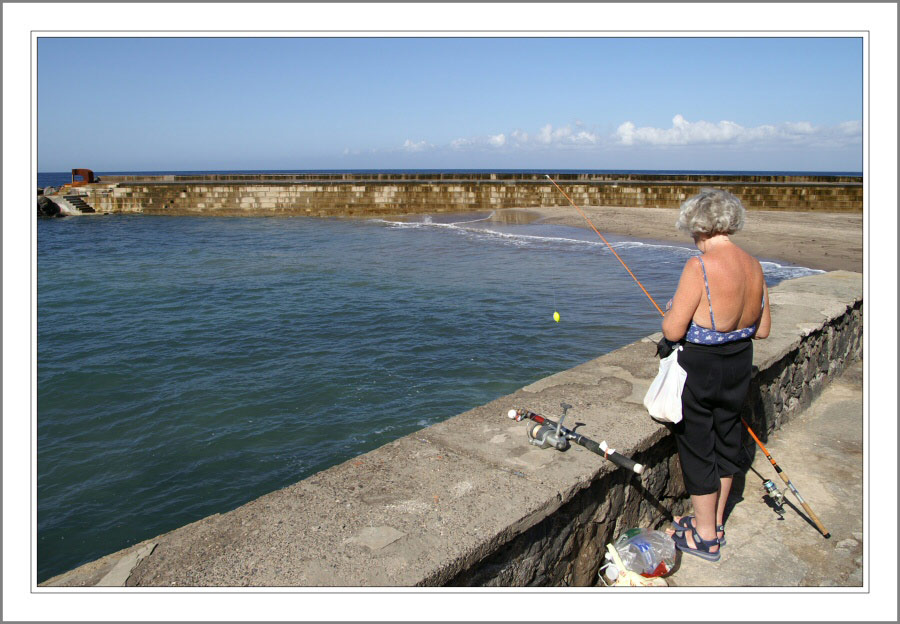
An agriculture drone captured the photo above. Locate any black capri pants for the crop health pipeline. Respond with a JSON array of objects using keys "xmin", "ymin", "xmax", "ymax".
[{"xmin": 673, "ymin": 339, "xmax": 753, "ymax": 496}]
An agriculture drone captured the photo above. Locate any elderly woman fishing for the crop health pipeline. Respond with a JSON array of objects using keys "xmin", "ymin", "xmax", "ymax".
[{"xmin": 660, "ymin": 188, "xmax": 771, "ymax": 561}]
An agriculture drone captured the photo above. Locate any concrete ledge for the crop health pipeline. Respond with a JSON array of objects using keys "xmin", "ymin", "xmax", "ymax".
[
  {"xmin": 98, "ymin": 172, "xmax": 863, "ymax": 185},
  {"xmin": 74, "ymin": 174, "xmax": 862, "ymax": 214},
  {"xmin": 41, "ymin": 271, "xmax": 862, "ymax": 587}
]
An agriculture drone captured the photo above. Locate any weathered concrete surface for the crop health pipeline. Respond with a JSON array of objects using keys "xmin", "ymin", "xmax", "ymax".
[
  {"xmin": 94, "ymin": 543, "xmax": 157, "ymax": 587},
  {"xmin": 667, "ymin": 358, "xmax": 863, "ymax": 587},
  {"xmin": 40, "ymin": 271, "xmax": 862, "ymax": 587}
]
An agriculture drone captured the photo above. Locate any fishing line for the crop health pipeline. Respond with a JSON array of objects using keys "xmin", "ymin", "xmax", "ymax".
[
  {"xmin": 544, "ymin": 175, "xmax": 664, "ymax": 316},
  {"xmin": 544, "ymin": 174, "xmax": 831, "ymax": 539},
  {"xmin": 551, "ymin": 255, "xmax": 560, "ymax": 323}
]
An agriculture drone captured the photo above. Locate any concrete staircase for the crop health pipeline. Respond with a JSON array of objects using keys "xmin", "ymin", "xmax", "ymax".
[{"xmin": 63, "ymin": 195, "xmax": 95, "ymax": 213}]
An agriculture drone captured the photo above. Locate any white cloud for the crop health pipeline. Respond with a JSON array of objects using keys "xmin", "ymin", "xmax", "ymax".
[
  {"xmin": 838, "ymin": 120, "xmax": 862, "ymax": 135},
  {"xmin": 401, "ymin": 139, "xmax": 430, "ymax": 152},
  {"xmin": 533, "ymin": 124, "xmax": 584, "ymax": 145},
  {"xmin": 783, "ymin": 121, "xmax": 815, "ymax": 134},
  {"xmin": 449, "ymin": 133, "xmax": 508, "ymax": 150},
  {"xmin": 572, "ymin": 130, "xmax": 600, "ymax": 144},
  {"xmin": 387, "ymin": 115, "xmax": 860, "ymax": 158},
  {"xmin": 537, "ymin": 124, "xmax": 554, "ymax": 144},
  {"xmin": 615, "ymin": 114, "xmax": 861, "ymax": 148}
]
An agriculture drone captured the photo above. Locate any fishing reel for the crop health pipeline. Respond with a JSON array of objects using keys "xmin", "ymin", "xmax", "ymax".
[
  {"xmin": 763, "ymin": 479, "xmax": 787, "ymax": 517},
  {"xmin": 525, "ymin": 402, "xmax": 572, "ymax": 451}
]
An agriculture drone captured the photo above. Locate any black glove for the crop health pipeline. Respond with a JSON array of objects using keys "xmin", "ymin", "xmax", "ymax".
[{"xmin": 656, "ymin": 337, "xmax": 677, "ymax": 359}]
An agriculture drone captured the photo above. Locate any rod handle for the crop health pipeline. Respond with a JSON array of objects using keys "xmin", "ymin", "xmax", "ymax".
[
  {"xmin": 799, "ymin": 501, "xmax": 831, "ymax": 539},
  {"xmin": 592, "ymin": 440, "xmax": 644, "ymax": 474},
  {"xmin": 777, "ymin": 471, "xmax": 831, "ymax": 538}
]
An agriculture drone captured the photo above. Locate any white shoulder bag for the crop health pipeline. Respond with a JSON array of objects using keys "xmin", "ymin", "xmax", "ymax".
[{"xmin": 643, "ymin": 345, "xmax": 686, "ymax": 424}]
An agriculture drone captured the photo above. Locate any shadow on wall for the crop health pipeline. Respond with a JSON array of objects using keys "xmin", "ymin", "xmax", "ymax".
[{"xmin": 442, "ymin": 434, "xmax": 687, "ymax": 587}]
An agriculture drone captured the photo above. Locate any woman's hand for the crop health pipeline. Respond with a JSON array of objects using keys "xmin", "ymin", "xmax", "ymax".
[{"xmin": 656, "ymin": 336, "xmax": 677, "ymax": 358}]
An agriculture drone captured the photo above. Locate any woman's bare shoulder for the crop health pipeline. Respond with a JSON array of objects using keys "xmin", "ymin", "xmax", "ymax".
[
  {"xmin": 684, "ymin": 255, "xmax": 702, "ymax": 268},
  {"xmin": 731, "ymin": 243, "xmax": 763, "ymax": 272},
  {"xmin": 682, "ymin": 255, "xmax": 705, "ymax": 281}
]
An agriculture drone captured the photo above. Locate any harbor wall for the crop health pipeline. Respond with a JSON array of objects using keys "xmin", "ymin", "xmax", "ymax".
[
  {"xmin": 63, "ymin": 173, "xmax": 862, "ymax": 215},
  {"xmin": 41, "ymin": 271, "xmax": 862, "ymax": 587}
]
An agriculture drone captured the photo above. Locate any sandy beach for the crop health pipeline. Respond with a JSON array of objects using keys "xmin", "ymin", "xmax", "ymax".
[{"xmin": 493, "ymin": 206, "xmax": 863, "ymax": 273}]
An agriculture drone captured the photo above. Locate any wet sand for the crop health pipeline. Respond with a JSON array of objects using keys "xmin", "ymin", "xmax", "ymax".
[{"xmin": 492, "ymin": 206, "xmax": 863, "ymax": 273}]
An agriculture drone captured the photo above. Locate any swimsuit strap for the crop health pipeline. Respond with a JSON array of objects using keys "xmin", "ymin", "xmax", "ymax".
[{"xmin": 697, "ymin": 256, "xmax": 716, "ymax": 330}]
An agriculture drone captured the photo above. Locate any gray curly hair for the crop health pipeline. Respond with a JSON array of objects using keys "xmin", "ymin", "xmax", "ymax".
[{"xmin": 676, "ymin": 188, "xmax": 746, "ymax": 236}]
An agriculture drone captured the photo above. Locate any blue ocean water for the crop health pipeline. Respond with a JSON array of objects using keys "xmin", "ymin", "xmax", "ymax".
[{"xmin": 36, "ymin": 175, "xmax": 825, "ymax": 583}]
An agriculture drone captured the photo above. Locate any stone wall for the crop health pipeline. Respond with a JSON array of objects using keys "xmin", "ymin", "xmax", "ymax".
[
  {"xmin": 41, "ymin": 271, "xmax": 862, "ymax": 588},
  {"xmin": 70, "ymin": 173, "xmax": 863, "ymax": 215}
]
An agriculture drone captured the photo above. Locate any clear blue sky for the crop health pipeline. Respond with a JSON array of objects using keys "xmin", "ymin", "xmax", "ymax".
[{"xmin": 37, "ymin": 37, "xmax": 863, "ymax": 172}]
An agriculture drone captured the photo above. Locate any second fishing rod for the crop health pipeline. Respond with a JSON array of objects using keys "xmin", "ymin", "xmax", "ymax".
[{"xmin": 543, "ymin": 174, "xmax": 830, "ymax": 539}]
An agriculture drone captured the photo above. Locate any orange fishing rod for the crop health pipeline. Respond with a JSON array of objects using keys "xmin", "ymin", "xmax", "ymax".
[
  {"xmin": 544, "ymin": 174, "xmax": 831, "ymax": 538},
  {"xmin": 743, "ymin": 422, "xmax": 831, "ymax": 537}
]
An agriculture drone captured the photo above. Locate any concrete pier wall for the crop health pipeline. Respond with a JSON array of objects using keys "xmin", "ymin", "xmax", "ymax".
[
  {"xmin": 41, "ymin": 271, "xmax": 862, "ymax": 587},
  {"xmin": 69, "ymin": 173, "xmax": 862, "ymax": 215}
]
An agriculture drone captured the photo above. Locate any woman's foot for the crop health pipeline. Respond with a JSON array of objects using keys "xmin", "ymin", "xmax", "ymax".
[
  {"xmin": 669, "ymin": 515, "xmax": 726, "ymax": 547},
  {"xmin": 672, "ymin": 527, "xmax": 721, "ymax": 561}
]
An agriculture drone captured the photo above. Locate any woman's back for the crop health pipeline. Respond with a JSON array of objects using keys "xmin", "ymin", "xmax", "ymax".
[{"xmin": 693, "ymin": 241, "xmax": 765, "ymax": 332}]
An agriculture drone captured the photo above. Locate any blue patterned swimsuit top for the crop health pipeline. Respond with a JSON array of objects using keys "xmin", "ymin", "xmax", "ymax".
[{"xmin": 685, "ymin": 256, "xmax": 765, "ymax": 345}]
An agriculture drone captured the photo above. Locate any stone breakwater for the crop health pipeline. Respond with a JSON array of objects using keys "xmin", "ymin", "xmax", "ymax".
[
  {"xmin": 54, "ymin": 173, "xmax": 862, "ymax": 216},
  {"xmin": 41, "ymin": 271, "xmax": 862, "ymax": 587}
]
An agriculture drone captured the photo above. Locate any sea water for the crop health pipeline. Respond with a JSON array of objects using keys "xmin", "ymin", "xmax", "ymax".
[{"xmin": 36, "ymin": 211, "xmax": 821, "ymax": 582}]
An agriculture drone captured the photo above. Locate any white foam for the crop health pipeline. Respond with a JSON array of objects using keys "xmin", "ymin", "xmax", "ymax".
[
  {"xmin": 451, "ymin": 212, "xmax": 496, "ymax": 225},
  {"xmin": 612, "ymin": 241, "xmax": 696, "ymax": 254},
  {"xmin": 371, "ymin": 211, "xmax": 493, "ymax": 228},
  {"xmin": 760, "ymin": 261, "xmax": 825, "ymax": 280},
  {"xmin": 760, "ymin": 260, "xmax": 825, "ymax": 273},
  {"xmin": 371, "ymin": 218, "xmax": 828, "ymax": 278},
  {"xmin": 373, "ymin": 217, "xmax": 609, "ymax": 249}
]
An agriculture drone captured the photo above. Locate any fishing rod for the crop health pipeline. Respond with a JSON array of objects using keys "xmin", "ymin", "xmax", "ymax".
[
  {"xmin": 507, "ymin": 403, "xmax": 644, "ymax": 475},
  {"xmin": 544, "ymin": 174, "xmax": 831, "ymax": 538},
  {"xmin": 743, "ymin": 423, "xmax": 831, "ymax": 537}
]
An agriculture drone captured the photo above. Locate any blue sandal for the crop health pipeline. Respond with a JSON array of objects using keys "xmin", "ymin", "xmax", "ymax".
[
  {"xmin": 671, "ymin": 515, "xmax": 695, "ymax": 533},
  {"xmin": 672, "ymin": 525, "xmax": 721, "ymax": 562},
  {"xmin": 672, "ymin": 516, "xmax": 726, "ymax": 548}
]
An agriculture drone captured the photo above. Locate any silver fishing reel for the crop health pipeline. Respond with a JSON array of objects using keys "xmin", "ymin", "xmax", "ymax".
[
  {"xmin": 526, "ymin": 402, "xmax": 572, "ymax": 451},
  {"xmin": 763, "ymin": 479, "xmax": 786, "ymax": 517}
]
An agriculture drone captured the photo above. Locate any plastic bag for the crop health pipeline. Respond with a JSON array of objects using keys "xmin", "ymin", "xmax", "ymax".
[
  {"xmin": 601, "ymin": 543, "xmax": 668, "ymax": 586},
  {"xmin": 603, "ymin": 528, "xmax": 676, "ymax": 579},
  {"xmin": 643, "ymin": 346, "xmax": 686, "ymax": 424}
]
